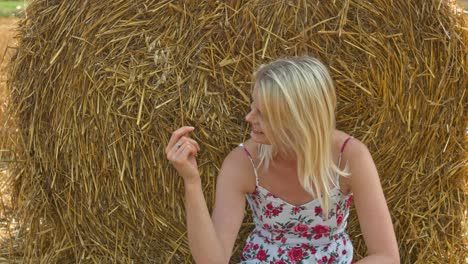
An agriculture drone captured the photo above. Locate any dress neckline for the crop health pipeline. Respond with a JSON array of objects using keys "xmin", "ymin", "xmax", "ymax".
[{"xmin": 252, "ymin": 184, "xmax": 351, "ymax": 208}]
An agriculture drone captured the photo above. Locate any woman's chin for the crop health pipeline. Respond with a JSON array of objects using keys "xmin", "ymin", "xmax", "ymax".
[{"xmin": 250, "ymin": 131, "xmax": 269, "ymax": 144}]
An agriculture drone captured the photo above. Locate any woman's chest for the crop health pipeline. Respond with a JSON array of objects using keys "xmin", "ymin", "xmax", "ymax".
[{"xmin": 258, "ymin": 167, "xmax": 315, "ymax": 206}]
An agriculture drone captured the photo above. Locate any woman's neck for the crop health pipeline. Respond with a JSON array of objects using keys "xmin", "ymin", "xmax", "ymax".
[{"xmin": 272, "ymin": 149, "xmax": 297, "ymax": 168}]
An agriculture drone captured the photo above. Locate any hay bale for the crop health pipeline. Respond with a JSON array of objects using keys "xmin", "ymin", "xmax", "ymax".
[{"xmin": 1, "ymin": 0, "xmax": 466, "ymax": 263}]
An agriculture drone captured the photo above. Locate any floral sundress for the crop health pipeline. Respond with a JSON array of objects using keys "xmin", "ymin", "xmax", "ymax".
[{"xmin": 239, "ymin": 138, "xmax": 354, "ymax": 264}]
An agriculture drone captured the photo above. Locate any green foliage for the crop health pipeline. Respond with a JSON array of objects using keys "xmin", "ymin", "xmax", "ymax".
[{"xmin": 0, "ymin": 1, "xmax": 26, "ymax": 17}]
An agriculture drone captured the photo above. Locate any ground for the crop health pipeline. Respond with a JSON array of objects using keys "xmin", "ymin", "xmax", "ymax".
[{"xmin": 0, "ymin": 17, "xmax": 17, "ymax": 242}]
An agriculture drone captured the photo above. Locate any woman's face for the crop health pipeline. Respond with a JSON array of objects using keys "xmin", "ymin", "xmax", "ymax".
[{"xmin": 245, "ymin": 87, "xmax": 271, "ymax": 144}]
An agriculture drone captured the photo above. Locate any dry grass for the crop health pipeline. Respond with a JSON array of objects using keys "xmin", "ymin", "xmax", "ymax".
[
  {"xmin": 0, "ymin": 18, "xmax": 16, "ymax": 130},
  {"xmin": 0, "ymin": 17, "xmax": 17, "ymax": 141},
  {"xmin": 0, "ymin": 1, "xmax": 467, "ymax": 263},
  {"xmin": 0, "ymin": 17, "xmax": 18, "ymax": 256},
  {"xmin": 0, "ymin": 18, "xmax": 17, "ymax": 207}
]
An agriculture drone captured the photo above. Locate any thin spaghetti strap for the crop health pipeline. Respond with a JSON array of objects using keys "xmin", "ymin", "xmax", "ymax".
[
  {"xmin": 239, "ymin": 143, "xmax": 259, "ymax": 186},
  {"xmin": 338, "ymin": 136, "xmax": 353, "ymax": 169},
  {"xmin": 340, "ymin": 136, "xmax": 353, "ymax": 153},
  {"xmin": 336, "ymin": 136, "xmax": 353, "ymax": 187}
]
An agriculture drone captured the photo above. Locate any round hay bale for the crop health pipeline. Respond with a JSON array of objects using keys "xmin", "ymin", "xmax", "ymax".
[{"xmin": 2, "ymin": 0, "xmax": 466, "ymax": 263}]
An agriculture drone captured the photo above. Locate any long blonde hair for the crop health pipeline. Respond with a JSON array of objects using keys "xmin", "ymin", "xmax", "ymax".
[{"xmin": 254, "ymin": 56, "xmax": 349, "ymax": 216}]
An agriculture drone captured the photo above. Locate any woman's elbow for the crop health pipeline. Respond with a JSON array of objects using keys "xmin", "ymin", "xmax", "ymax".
[
  {"xmin": 192, "ymin": 255, "xmax": 226, "ymax": 264},
  {"xmin": 191, "ymin": 251, "xmax": 228, "ymax": 264},
  {"xmin": 391, "ymin": 248, "xmax": 400, "ymax": 264},
  {"xmin": 385, "ymin": 252, "xmax": 400, "ymax": 264}
]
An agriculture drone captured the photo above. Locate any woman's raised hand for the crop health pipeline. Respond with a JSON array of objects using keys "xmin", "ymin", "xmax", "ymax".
[{"xmin": 165, "ymin": 126, "xmax": 201, "ymax": 185}]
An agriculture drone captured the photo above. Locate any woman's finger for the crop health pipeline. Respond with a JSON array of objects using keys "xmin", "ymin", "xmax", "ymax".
[
  {"xmin": 167, "ymin": 140, "xmax": 185, "ymax": 161},
  {"xmin": 179, "ymin": 137, "xmax": 200, "ymax": 151},
  {"xmin": 178, "ymin": 141, "xmax": 198, "ymax": 156},
  {"xmin": 166, "ymin": 126, "xmax": 194, "ymax": 153},
  {"xmin": 179, "ymin": 143, "xmax": 194, "ymax": 156},
  {"xmin": 171, "ymin": 136, "xmax": 200, "ymax": 153},
  {"xmin": 168, "ymin": 141, "xmax": 198, "ymax": 162},
  {"xmin": 188, "ymin": 138, "xmax": 200, "ymax": 151}
]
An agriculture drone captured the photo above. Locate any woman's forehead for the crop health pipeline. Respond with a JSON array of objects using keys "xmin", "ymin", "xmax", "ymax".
[{"xmin": 250, "ymin": 88, "xmax": 263, "ymax": 111}]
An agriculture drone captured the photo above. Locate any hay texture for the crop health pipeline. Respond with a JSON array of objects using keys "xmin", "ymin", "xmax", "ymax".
[{"xmin": 1, "ymin": 0, "xmax": 466, "ymax": 263}]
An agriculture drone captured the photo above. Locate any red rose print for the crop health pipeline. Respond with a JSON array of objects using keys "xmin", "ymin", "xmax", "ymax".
[
  {"xmin": 328, "ymin": 256, "xmax": 335, "ymax": 263},
  {"xmin": 346, "ymin": 196, "xmax": 353, "ymax": 208},
  {"xmin": 292, "ymin": 207, "xmax": 301, "ymax": 214},
  {"xmin": 256, "ymin": 249, "xmax": 267, "ymax": 261},
  {"xmin": 253, "ymin": 244, "xmax": 259, "ymax": 250},
  {"xmin": 263, "ymin": 224, "xmax": 270, "ymax": 230},
  {"xmin": 314, "ymin": 206, "xmax": 323, "ymax": 215},
  {"xmin": 266, "ymin": 203, "xmax": 273, "ymax": 210},
  {"xmin": 265, "ymin": 210, "xmax": 272, "ymax": 217},
  {"xmin": 275, "ymin": 235, "xmax": 282, "ymax": 241},
  {"xmin": 281, "ymin": 237, "xmax": 287, "ymax": 243},
  {"xmin": 301, "ymin": 243, "xmax": 317, "ymax": 254},
  {"xmin": 294, "ymin": 223, "xmax": 309, "ymax": 233},
  {"xmin": 312, "ymin": 225, "xmax": 330, "ymax": 239},
  {"xmin": 272, "ymin": 209, "xmax": 280, "ymax": 216},
  {"xmin": 278, "ymin": 247, "xmax": 285, "ymax": 256},
  {"xmin": 243, "ymin": 243, "xmax": 252, "ymax": 252},
  {"xmin": 342, "ymin": 249, "xmax": 347, "ymax": 255},
  {"xmin": 322, "ymin": 256, "xmax": 328, "ymax": 262},
  {"xmin": 287, "ymin": 247, "xmax": 304, "ymax": 263},
  {"xmin": 275, "ymin": 260, "xmax": 286, "ymax": 264},
  {"xmin": 337, "ymin": 214, "xmax": 343, "ymax": 225},
  {"xmin": 301, "ymin": 243, "xmax": 310, "ymax": 249}
]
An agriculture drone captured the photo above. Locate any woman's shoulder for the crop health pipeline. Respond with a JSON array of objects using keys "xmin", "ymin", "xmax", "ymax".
[
  {"xmin": 334, "ymin": 131, "xmax": 374, "ymax": 193},
  {"xmin": 334, "ymin": 131, "xmax": 374, "ymax": 182},
  {"xmin": 334, "ymin": 130, "xmax": 368, "ymax": 157},
  {"xmin": 334, "ymin": 130, "xmax": 376, "ymax": 179},
  {"xmin": 224, "ymin": 139, "xmax": 260, "ymax": 163},
  {"xmin": 218, "ymin": 139, "xmax": 258, "ymax": 194}
]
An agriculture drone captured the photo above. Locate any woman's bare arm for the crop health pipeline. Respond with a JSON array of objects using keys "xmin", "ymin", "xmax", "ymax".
[
  {"xmin": 184, "ymin": 148, "xmax": 249, "ymax": 263},
  {"xmin": 167, "ymin": 127, "xmax": 249, "ymax": 263},
  {"xmin": 346, "ymin": 140, "xmax": 400, "ymax": 264}
]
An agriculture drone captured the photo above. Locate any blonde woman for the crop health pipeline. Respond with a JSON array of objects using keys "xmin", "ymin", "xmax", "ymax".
[{"xmin": 166, "ymin": 57, "xmax": 399, "ymax": 263}]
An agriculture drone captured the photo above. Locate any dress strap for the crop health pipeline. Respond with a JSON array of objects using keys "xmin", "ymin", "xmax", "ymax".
[
  {"xmin": 338, "ymin": 136, "xmax": 353, "ymax": 169},
  {"xmin": 239, "ymin": 143, "xmax": 259, "ymax": 186}
]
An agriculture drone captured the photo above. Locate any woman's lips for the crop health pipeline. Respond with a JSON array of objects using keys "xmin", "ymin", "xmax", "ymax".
[{"xmin": 252, "ymin": 129, "xmax": 264, "ymax": 134}]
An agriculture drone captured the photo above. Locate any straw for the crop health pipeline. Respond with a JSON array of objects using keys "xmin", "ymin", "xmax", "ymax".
[{"xmin": 0, "ymin": 0, "xmax": 466, "ymax": 263}]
